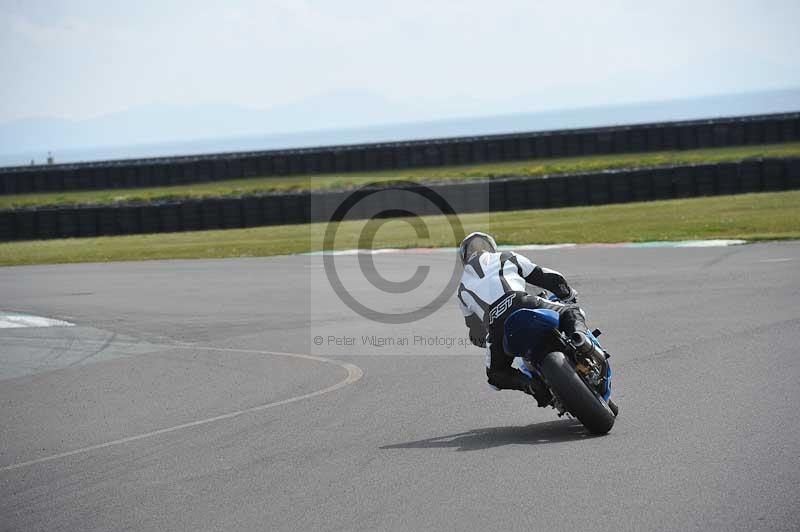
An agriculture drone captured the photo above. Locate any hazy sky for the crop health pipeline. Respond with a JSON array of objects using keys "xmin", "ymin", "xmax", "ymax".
[{"xmin": 1, "ymin": 0, "xmax": 799, "ymax": 123}]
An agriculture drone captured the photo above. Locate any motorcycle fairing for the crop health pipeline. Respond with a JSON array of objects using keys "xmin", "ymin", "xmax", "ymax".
[
  {"xmin": 502, "ymin": 308, "xmax": 559, "ymax": 356},
  {"xmin": 503, "ymin": 307, "xmax": 614, "ymax": 401}
]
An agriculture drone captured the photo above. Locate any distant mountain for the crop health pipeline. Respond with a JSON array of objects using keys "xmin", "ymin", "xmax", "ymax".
[{"xmin": 1, "ymin": 87, "xmax": 798, "ymax": 166}]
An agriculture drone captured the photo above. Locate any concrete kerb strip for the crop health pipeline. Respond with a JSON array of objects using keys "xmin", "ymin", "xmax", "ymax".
[{"xmin": 304, "ymin": 239, "xmax": 747, "ymax": 256}]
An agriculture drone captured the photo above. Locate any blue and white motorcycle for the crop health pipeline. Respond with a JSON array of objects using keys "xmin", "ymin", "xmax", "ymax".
[{"xmin": 503, "ymin": 304, "xmax": 619, "ymax": 434}]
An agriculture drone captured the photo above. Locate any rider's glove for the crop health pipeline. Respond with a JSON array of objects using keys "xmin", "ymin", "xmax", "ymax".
[{"xmin": 563, "ymin": 288, "xmax": 579, "ymax": 304}]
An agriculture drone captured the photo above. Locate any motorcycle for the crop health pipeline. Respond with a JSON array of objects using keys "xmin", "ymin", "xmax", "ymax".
[{"xmin": 503, "ymin": 302, "xmax": 619, "ymax": 434}]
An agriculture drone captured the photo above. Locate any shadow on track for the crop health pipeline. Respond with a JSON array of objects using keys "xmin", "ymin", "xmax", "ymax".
[{"xmin": 381, "ymin": 418, "xmax": 600, "ymax": 452}]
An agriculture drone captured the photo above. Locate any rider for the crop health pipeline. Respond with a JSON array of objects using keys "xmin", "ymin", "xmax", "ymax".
[{"xmin": 456, "ymin": 232, "xmax": 588, "ymax": 406}]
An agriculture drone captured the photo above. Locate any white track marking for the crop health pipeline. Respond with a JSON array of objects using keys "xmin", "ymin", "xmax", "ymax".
[
  {"xmin": 302, "ymin": 240, "xmax": 745, "ymax": 255},
  {"xmin": 668, "ymin": 239, "xmax": 747, "ymax": 247},
  {"xmin": 505, "ymin": 243, "xmax": 576, "ymax": 251},
  {"xmin": 758, "ymin": 258, "xmax": 793, "ymax": 263},
  {"xmin": 0, "ymin": 346, "xmax": 363, "ymax": 473},
  {"xmin": 0, "ymin": 313, "xmax": 74, "ymax": 329}
]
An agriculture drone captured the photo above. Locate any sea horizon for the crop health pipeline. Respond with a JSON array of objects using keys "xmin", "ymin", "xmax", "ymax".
[{"xmin": 2, "ymin": 88, "xmax": 798, "ymax": 168}]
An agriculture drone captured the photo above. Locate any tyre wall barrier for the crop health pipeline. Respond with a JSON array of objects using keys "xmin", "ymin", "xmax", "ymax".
[
  {"xmin": 1, "ymin": 113, "xmax": 798, "ymax": 195},
  {"xmin": 1, "ymin": 157, "xmax": 798, "ymax": 242}
]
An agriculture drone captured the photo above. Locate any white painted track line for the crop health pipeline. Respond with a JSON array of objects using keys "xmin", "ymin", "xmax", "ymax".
[
  {"xmin": 0, "ymin": 312, "xmax": 74, "ymax": 329},
  {"xmin": 0, "ymin": 346, "xmax": 363, "ymax": 473},
  {"xmin": 304, "ymin": 239, "xmax": 746, "ymax": 255}
]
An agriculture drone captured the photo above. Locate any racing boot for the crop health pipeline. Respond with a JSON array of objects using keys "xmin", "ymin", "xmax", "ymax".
[
  {"xmin": 488, "ymin": 368, "xmax": 552, "ymax": 407},
  {"xmin": 525, "ymin": 376, "xmax": 553, "ymax": 407}
]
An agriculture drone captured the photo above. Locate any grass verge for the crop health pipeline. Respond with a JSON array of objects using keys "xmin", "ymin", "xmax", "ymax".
[
  {"xmin": 2, "ymin": 142, "xmax": 799, "ymax": 210},
  {"xmin": 0, "ymin": 190, "xmax": 798, "ymax": 267}
]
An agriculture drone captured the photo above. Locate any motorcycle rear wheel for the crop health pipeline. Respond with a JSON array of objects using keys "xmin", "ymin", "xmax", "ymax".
[{"xmin": 540, "ymin": 351, "xmax": 615, "ymax": 434}]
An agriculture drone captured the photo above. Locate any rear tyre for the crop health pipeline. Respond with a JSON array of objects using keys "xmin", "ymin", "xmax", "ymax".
[{"xmin": 539, "ymin": 351, "xmax": 615, "ymax": 434}]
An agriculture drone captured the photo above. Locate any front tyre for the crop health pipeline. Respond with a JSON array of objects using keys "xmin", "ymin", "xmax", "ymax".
[{"xmin": 539, "ymin": 351, "xmax": 615, "ymax": 434}]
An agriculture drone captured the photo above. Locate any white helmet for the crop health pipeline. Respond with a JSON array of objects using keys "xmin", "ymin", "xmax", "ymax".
[{"xmin": 458, "ymin": 232, "xmax": 498, "ymax": 265}]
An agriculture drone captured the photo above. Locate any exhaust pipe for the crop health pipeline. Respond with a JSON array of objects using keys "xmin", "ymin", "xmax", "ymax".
[
  {"xmin": 570, "ymin": 331, "xmax": 594, "ymax": 355},
  {"xmin": 571, "ymin": 331, "xmax": 607, "ymax": 362}
]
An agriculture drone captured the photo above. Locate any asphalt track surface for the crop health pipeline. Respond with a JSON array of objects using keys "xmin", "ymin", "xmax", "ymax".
[{"xmin": 1, "ymin": 242, "xmax": 799, "ymax": 532}]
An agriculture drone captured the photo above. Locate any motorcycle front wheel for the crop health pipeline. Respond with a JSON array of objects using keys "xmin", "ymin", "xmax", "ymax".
[{"xmin": 539, "ymin": 351, "xmax": 615, "ymax": 435}]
